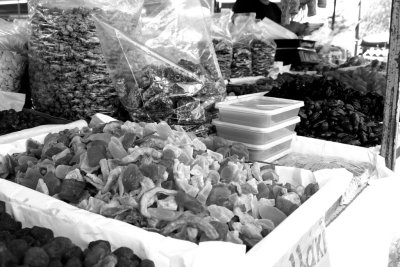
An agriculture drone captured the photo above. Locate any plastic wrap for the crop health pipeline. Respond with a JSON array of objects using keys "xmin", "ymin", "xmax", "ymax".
[
  {"xmin": 28, "ymin": 0, "xmax": 143, "ymax": 120},
  {"xmin": 0, "ymin": 19, "xmax": 29, "ymax": 93},
  {"xmin": 256, "ymin": 17, "xmax": 298, "ymax": 40},
  {"xmin": 230, "ymin": 13, "xmax": 255, "ymax": 78},
  {"xmin": 251, "ymin": 21, "xmax": 277, "ymax": 77},
  {"xmin": 96, "ymin": 0, "xmax": 225, "ymax": 136},
  {"xmin": 211, "ymin": 10, "xmax": 233, "ymax": 80}
]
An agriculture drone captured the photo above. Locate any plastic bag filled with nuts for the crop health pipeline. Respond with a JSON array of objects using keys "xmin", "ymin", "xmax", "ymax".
[
  {"xmin": 95, "ymin": 0, "xmax": 225, "ymax": 136},
  {"xmin": 28, "ymin": 0, "xmax": 144, "ymax": 120},
  {"xmin": 210, "ymin": 10, "xmax": 233, "ymax": 80},
  {"xmin": 251, "ymin": 20, "xmax": 277, "ymax": 77},
  {"xmin": 0, "ymin": 19, "xmax": 29, "ymax": 93},
  {"xmin": 230, "ymin": 13, "xmax": 256, "ymax": 78}
]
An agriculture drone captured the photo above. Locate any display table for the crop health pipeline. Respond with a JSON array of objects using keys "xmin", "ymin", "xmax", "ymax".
[{"xmin": 0, "ymin": 117, "xmax": 397, "ymax": 267}]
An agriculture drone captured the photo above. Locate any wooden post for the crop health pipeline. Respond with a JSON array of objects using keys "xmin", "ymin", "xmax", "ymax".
[{"xmin": 381, "ymin": 0, "xmax": 400, "ymax": 170}]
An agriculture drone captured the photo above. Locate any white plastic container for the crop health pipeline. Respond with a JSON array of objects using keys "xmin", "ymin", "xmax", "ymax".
[
  {"xmin": 243, "ymin": 133, "xmax": 296, "ymax": 161},
  {"xmin": 216, "ymin": 93, "xmax": 304, "ymax": 128},
  {"xmin": 213, "ymin": 117, "xmax": 300, "ymax": 145}
]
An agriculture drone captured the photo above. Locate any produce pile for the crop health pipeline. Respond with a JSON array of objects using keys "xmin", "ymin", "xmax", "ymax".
[
  {"xmin": 0, "ymin": 209, "xmax": 155, "ymax": 267},
  {"xmin": 226, "ymin": 78, "xmax": 273, "ymax": 96},
  {"xmin": 29, "ymin": 3, "xmax": 140, "ymax": 120},
  {"xmin": 0, "ymin": 109, "xmax": 53, "ymax": 136},
  {"xmin": 326, "ymin": 65, "xmax": 386, "ymax": 97},
  {"xmin": 266, "ymin": 73, "xmax": 384, "ymax": 147},
  {"xmin": 1, "ymin": 121, "xmax": 319, "ymax": 250}
]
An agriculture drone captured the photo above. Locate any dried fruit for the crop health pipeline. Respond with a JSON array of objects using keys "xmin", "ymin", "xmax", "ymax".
[
  {"xmin": 24, "ymin": 247, "xmax": 49, "ymax": 267},
  {"xmin": 121, "ymin": 164, "xmax": 144, "ymax": 193},
  {"xmin": 42, "ymin": 172, "xmax": 62, "ymax": 196},
  {"xmin": 176, "ymin": 191, "xmax": 205, "ymax": 214},
  {"xmin": 207, "ymin": 205, "xmax": 234, "ymax": 223},
  {"xmin": 87, "ymin": 141, "xmax": 107, "ymax": 167},
  {"xmin": 58, "ymin": 179, "xmax": 86, "ymax": 203},
  {"xmin": 43, "ymin": 237, "xmax": 73, "ymax": 260},
  {"xmin": 258, "ymin": 206, "xmax": 287, "ymax": 226},
  {"xmin": 7, "ymin": 239, "xmax": 29, "ymax": 263},
  {"xmin": 206, "ymin": 184, "xmax": 231, "ymax": 206}
]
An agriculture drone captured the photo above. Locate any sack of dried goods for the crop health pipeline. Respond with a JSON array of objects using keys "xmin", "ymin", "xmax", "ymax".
[
  {"xmin": 0, "ymin": 19, "xmax": 29, "ymax": 93},
  {"xmin": 251, "ymin": 19, "xmax": 277, "ymax": 77},
  {"xmin": 28, "ymin": 0, "xmax": 143, "ymax": 120},
  {"xmin": 95, "ymin": 0, "xmax": 225, "ymax": 136},
  {"xmin": 230, "ymin": 13, "xmax": 255, "ymax": 78},
  {"xmin": 211, "ymin": 10, "xmax": 233, "ymax": 80}
]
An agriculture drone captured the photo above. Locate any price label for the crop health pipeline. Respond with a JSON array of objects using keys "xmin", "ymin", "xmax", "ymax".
[{"xmin": 274, "ymin": 217, "xmax": 330, "ymax": 267}]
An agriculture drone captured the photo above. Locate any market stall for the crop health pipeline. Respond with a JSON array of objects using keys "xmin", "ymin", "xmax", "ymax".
[{"xmin": 0, "ymin": 0, "xmax": 399, "ymax": 266}]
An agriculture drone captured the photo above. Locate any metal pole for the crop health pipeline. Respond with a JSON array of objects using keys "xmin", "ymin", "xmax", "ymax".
[
  {"xmin": 354, "ymin": 0, "xmax": 362, "ymax": 55},
  {"xmin": 332, "ymin": 0, "xmax": 337, "ymax": 30},
  {"xmin": 381, "ymin": 0, "xmax": 400, "ymax": 170}
]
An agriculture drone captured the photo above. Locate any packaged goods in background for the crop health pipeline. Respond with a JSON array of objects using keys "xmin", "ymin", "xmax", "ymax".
[
  {"xmin": 251, "ymin": 19, "xmax": 278, "ymax": 76},
  {"xmin": 28, "ymin": 0, "xmax": 143, "ymax": 120},
  {"xmin": 96, "ymin": 0, "xmax": 225, "ymax": 136},
  {"xmin": 0, "ymin": 19, "xmax": 29, "ymax": 93},
  {"xmin": 211, "ymin": 10, "xmax": 233, "ymax": 80},
  {"xmin": 230, "ymin": 13, "xmax": 255, "ymax": 78}
]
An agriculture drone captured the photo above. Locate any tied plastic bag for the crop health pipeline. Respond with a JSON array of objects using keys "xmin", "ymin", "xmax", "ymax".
[
  {"xmin": 211, "ymin": 10, "xmax": 233, "ymax": 80},
  {"xmin": 0, "ymin": 19, "xmax": 29, "ymax": 93},
  {"xmin": 251, "ymin": 21, "xmax": 277, "ymax": 77},
  {"xmin": 95, "ymin": 0, "xmax": 225, "ymax": 136},
  {"xmin": 230, "ymin": 13, "xmax": 256, "ymax": 78},
  {"xmin": 257, "ymin": 17, "xmax": 298, "ymax": 40},
  {"xmin": 28, "ymin": 0, "xmax": 143, "ymax": 120}
]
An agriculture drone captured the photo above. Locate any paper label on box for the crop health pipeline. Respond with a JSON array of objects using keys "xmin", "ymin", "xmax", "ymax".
[{"xmin": 274, "ymin": 217, "xmax": 330, "ymax": 267}]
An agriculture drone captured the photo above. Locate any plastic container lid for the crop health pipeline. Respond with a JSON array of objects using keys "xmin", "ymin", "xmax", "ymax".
[
  {"xmin": 212, "ymin": 116, "xmax": 300, "ymax": 133},
  {"xmin": 216, "ymin": 92, "xmax": 304, "ymax": 116}
]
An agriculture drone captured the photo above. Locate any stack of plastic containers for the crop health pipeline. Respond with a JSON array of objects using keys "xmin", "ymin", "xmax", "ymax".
[{"xmin": 214, "ymin": 92, "xmax": 304, "ymax": 162}]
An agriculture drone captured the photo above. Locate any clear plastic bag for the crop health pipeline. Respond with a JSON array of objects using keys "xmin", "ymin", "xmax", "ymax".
[
  {"xmin": 251, "ymin": 21, "xmax": 278, "ymax": 76},
  {"xmin": 230, "ymin": 13, "xmax": 256, "ymax": 78},
  {"xmin": 96, "ymin": 0, "xmax": 225, "ymax": 135},
  {"xmin": 211, "ymin": 10, "xmax": 233, "ymax": 80},
  {"xmin": 0, "ymin": 19, "xmax": 29, "ymax": 93},
  {"xmin": 28, "ymin": 0, "xmax": 143, "ymax": 120},
  {"xmin": 257, "ymin": 17, "xmax": 298, "ymax": 40}
]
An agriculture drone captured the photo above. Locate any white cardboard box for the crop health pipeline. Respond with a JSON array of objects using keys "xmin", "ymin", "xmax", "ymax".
[{"xmin": 0, "ymin": 121, "xmax": 371, "ymax": 267}]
